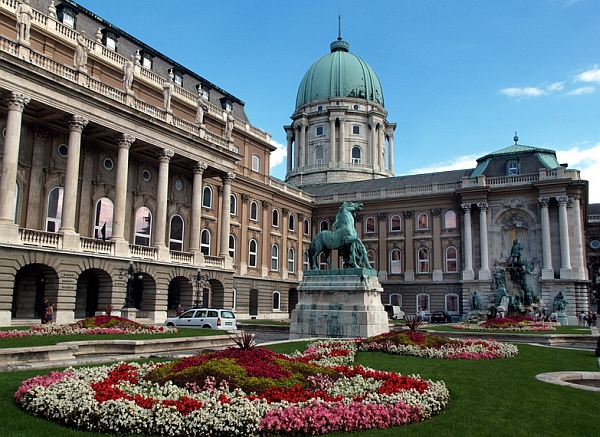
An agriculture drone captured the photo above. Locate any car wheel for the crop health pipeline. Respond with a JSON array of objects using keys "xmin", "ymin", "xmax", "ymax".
[
  {"xmin": 166, "ymin": 322, "xmax": 175, "ymax": 327},
  {"xmin": 202, "ymin": 324, "xmax": 212, "ymax": 329}
]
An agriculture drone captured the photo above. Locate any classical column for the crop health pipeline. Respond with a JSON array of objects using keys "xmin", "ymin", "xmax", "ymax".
[
  {"xmin": 286, "ymin": 129, "xmax": 293, "ymax": 173},
  {"xmin": 379, "ymin": 126, "xmax": 386, "ymax": 168},
  {"xmin": 153, "ymin": 148, "xmax": 174, "ymax": 248},
  {"xmin": 329, "ymin": 117, "xmax": 336, "ymax": 163},
  {"xmin": 112, "ymin": 134, "xmax": 135, "ymax": 241},
  {"xmin": 25, "ymin": 128, "xmax": 48, "ymax": 229},
  {"xmin": 539, "ymin": 197, "xmax": 554, "ymax": 279},
  {"xmin": 189, "ymin": 161, "xmax": 207, "ymax": 252},
  {"xmin": 298, "ymin": 121, "xmax": 306, "ymax": 168},
  {"xmin": 338, "ymin": 117, "xmax": 346, "ymax": 163},
  {"xmin": 477, "ymin": 202, "xmax": 491, "ymax": 280},
  {"xmin": 556, "ymin": 196, "xmax": 572, "ymax": 279},
  {"xmin": 431, "ymin": 208, "xmax": 443, "ymax": 281},
  {"xmin": 461, "ymin": 203, "xmax": 474, "ymax": 280},
  {"xmin": 60, "ymin": 115, "xmax": 89, "ymax": 233},
  {"xmin": 570, "ymin": 197, "xmax": 585, "ymax": 280},
  {"xmin": 403, "ymin": 210, "xmax": 415, "ymax": 281},
  {"xmin": 0, "ymin": 92, "xmax": 29, "ymax": 224},
  {"xmin": 387, "ymin": 132, "xmax": 394, "ymax": 173},
  {"xmin": 297, "ymin": 213, "xmax": 305, "ymax": 279},
  {"xmin": 219, "ymin": 172, "xmax": 235, "ymax": 259}
]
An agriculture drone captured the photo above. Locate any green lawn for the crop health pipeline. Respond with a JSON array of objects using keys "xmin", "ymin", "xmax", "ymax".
[
  {"xmin": 0, "ymin": 327, "xmax": 228, "ymax": 348},
  {"xmin": 0, "ymin": 341, "xmax": 597, "ymax": 437},
  {"xmin": 424, "ymin": 324, "xmax": 592, "ymax": 335}
]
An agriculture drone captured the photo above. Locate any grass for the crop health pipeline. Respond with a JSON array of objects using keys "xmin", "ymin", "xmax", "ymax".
[
  {"xmin": 0, "ymin": 341, "xmax": 597, "ymax": 437},
  {"xmin": 0, "ymin": 327, "xmax": 228, "ymax": 348}
]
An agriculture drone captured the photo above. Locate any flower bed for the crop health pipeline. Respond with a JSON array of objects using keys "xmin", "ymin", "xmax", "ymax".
[
  {"xmin": 15, "ymin": 341, "xmax": 449, "ymax": 436},
  {"xmin": 359, "ymin": 331, "xmax": 519, "ymax": 359},
  {"xmin": 0, "ymin": 316, "xmax": 176, "ymax": 338},
  {"xmin": 452, "ymin": 316, "xmax": 559, "ymax": 332}
]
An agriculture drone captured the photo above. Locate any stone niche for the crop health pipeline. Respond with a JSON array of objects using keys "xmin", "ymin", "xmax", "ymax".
[{"xmin": 289, "ymin": 268, "xmax": 389, "ymax": 339}]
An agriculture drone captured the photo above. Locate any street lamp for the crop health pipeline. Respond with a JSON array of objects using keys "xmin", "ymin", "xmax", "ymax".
[
  {"xmin": 119, "ymin": 261, "xmax": 143, "ymax": 308},
  {"xmin": 189, "ymin": 268, "xmax": 209, "ymax": 308}
]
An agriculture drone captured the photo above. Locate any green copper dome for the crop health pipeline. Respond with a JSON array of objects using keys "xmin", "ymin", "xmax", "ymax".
[{"xmin": 295, "ymin": 39, "xmax": 385, "ymax": 109}]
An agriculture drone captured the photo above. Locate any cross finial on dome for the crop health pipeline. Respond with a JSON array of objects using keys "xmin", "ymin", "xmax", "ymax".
[
  {"xmin": 331, "ymin": 15, "xmax": 349, "ymax": 52},
  {"xmin": 338, "ymin": 15, "xmax": 342, "ymax": 41},
  {"xmin": 514, "ymin": 132, "xmax": 519, "ymax": 145}
]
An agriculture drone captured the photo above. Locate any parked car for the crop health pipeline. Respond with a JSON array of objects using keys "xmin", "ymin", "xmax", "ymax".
[
  {"xmin": 164, "ymin": 308, "xmax": 237, "ymax": 330},
  {"xmin": 383, "ymin": 305, "xmax": 405, "ymax": 320},
  {"xmin": 430, "ymin": 311, "xmax": 453, "ymax": 323}
]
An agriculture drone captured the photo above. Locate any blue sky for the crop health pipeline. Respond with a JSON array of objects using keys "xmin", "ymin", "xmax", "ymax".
[{"xmin": 76, "ymin": 0, "xmax": 600, "ymax": 202}]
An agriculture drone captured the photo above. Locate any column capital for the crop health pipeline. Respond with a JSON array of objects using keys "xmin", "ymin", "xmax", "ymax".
[
  {"xmin": 282, "ymin": 208, "xmax": 290, "ymax": 215},
  {"xmin": 461, "ymin": 203, "xmax": 472, "ymax": 213},
  {"xmin": 262, "ymin": 200, "xmax": 270, "ymax": 210},
  {"xmin": 286, "ymin": 130, "xmax": 294, "ymax": 141},
  {"xmin": 67, "ymin": 115, "xmax": 89, "ymax": 132},
  {"xmin": 158, "ymin": 148, "xmax": 174, "ymax": 162},
  {"xmin": 221, "ymin": 172, "xmax": 235, "ymax": 183},
  {"xmin": 193, "ymin": 161, "xmax": 208, "ymax": 174},
  {"xmin": 431, "ymin": 208, "xmax": 442, "ymax": 217},
  {"xmin": 5, "ymin": 91, "xmax": 30, "ymax": 112},
  {"xmin": 117, "ymin": 133, "xmax": 136, "ymax": 149},
  {"xmin": 538, "ymin": 197, "xmax": 550, "ymax": 208},
  {"xmin": 556, "ymin": 195, "xmax": 569, "ymax": 206},
  {"xmin": 403, "ymin": 210, "xmax": 413, "ymax": 219},
  {"xmin": 477, "ymin": 202, "xmax": 488, "ymax": 211}
]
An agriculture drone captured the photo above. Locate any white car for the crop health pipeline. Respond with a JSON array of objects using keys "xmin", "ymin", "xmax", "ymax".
[{"xmin": 164, "ymin": 308, "xmax": 237, "ymax": 330}]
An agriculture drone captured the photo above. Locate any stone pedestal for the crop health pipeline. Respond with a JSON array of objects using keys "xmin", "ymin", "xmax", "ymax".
[
  {"xmin": 289, "ymin": 268, "xmax": 389, "ymax": 339},
  {"xmin": 557, "ymin": 311, "xmax": 569, "ymax": 326},
  {"xmin": 121, "ymin": 307, "xmax": 137, "ymax": 322}
]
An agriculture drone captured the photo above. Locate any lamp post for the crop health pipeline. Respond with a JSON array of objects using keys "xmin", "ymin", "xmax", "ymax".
[
  {"xmin": 119, "ymin": 261, "xmax": 143, "ymax": 308},
  {"xmin": 189, "ymin": 268, "xmax": 209, "ymax": 308}
]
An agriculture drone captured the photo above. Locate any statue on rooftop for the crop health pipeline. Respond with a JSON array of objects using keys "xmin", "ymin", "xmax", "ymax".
[
  {"xmin": 122, "ymin": 55, "xmax": 135, "ymax": 92},
  {"xmin": 73, "ymin": 31, "xmax": 89, "ymax": 71},
  {"xmin": 16, "ymin": 0, "xmax": 34, "ymax": 44},
  {"xmin": 225, "ymin": 113, "xmax": 235, "ymax": 140},
  {"xmin": 163, "ymin": 69, "xmax": 174, "ymax": 111},
  {"xmin": 195, "ymin": 90, "xmax": 209, "ymax": 126}
]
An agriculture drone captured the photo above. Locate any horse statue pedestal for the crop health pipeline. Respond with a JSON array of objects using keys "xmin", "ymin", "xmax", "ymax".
[{"xmin": 289, "ymin": 268, "xmax": 389, "ymax": 339}]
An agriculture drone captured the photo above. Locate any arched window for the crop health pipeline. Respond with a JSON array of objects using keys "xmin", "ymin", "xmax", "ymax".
[
  {"xmin": 249, "ymin": 239, "xmax": 258, "ymax": 268},
  {"xmin": 230, "ymin": 194, "xmax": 237, "ymax": 216},
  {"xmin": 444, "ymin": 210, "xmax": 457, "ymax": 229},
  {"xmin": 417, "ymin": 247, "xmax": 429, "ymax": 273},
  {"xmin": 365, "ymin": 216, "xmax": 376, "ymax": 233},
  {"xmin": 288, "ymin": 248, "xmax": 295, "ymax": 273},
  {"xmin": 134, "ymin": 206, "xmax": 152, "ymax": 246},
  {"xmin": 303, "ymin": 251, "xmax": 310, "ymax": 271},
  {"xmin": 304, "ymin": 219, "xmax": 310, "ymax": 235},
  {"xmin": 446, "ymin": 246, "xmax": 458, "ymax": 273},
  {"xmin": 445, "ymin": 293, "xmax": 460, "ymax": 315},
  {"xmin": 390, "ymin": 248, "xmax": 402, "ymax": 274},
  {"xmin": 315, "ymin": 147, "xmax": 324, "ymax": 164},
  {"xmin": 94, "ymin": 197, "xmax": 114, "ymax": 239},
  {"xmin": 417, "ymin": 212, "xmax": 429, "ymax": 230},
  {"xmin": 252, "ymin": 155, "xmax": 260, "ymax": 172},
  {"xmin": 250, "ymin": 201, "xmax": 259, "ymax": 221},
  {"xmin": 169, "ymin": 214, "xmax": 184, "ymax": 251},
  {"xmin": 319, "ymin": 220, "xmax": 329, "ymax": 232},
  {"xmin": 289, "ymin": 214, "xmax": 295, "ymax": 231},
  {"xmin": 389, "ymin": 293, "xmax": 402, "ymax": 307},
  {"xmin": 351, "ymin": 146, "xmax": 362, "ymax": 164},
  {"xmin": 271, "ymin": 244, "xmax": 279, "ymax": 271},
  {"xmin": 390, "ymin": 214, "xmax": 401, "ymax": 232},
  {"xmin": 367, "ymin": 249, "xmax": 376, "ymax": 269},
  {"xmin": 229, "ymin": 234, "xmax": 236, "ymax": 264},
  {"xmin": 272, "ymin": 291, "xmax": 281, "ymax": 311},
  {"xmin": 417, "ymin": 293, "xmax": 430, "ymax": 313},
  {"xmin": 272, "ymin": 209, "xmax": 280, "ymax": 227},
  {"xmin": 46, "ymin": 186, "xmax": 64, "ymax": 232},
  {"xmin": 202, "ymin": 186, "xmax": 212, "ymax": 208},
  {"xmin": 200, "ymin": 229, "xmax": 210, "ymax": 255}
]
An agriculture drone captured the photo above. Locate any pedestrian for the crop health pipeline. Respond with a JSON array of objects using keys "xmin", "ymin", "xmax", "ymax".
[
  {"xmin": 39, "ymin": 298, "xmax": 48, "ymax": 324},
  {"xmin": 45, "ymin": 302, "xmax": 54, "ymax": 323},
  {"xmin": 176, "ymin": 303, "xmax": 184, "ymax": 316}
]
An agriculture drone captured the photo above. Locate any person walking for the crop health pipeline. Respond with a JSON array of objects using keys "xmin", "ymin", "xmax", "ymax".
[
  {"xmin": 45, "ymin": 302, "xmax": 55, "ymax": 323},
  {"xmin": 39, "ymin": 298, "xmax": 48, "ymax": 324}
]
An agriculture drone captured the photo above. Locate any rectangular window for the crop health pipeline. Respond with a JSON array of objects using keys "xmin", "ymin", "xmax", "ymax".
[
  {"xmin": 62, "ymin": 14, "xmax": 75, "ymax": 28},
  {"xmin": 352, "ymin": 125, "xmax": 360, "ymax": 134},
  {"xmin": 316, "ymin": 126, "xmax": 324, "ymax": 136}
]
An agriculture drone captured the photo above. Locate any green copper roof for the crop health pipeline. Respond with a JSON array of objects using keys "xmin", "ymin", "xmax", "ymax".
[
  {"xmin": 471, "ymin": 143, "xmax": 560, "ymax": 176},
  {"xmin": 295, "ymin": 39, "xmax": 384, "ymax": 109}
]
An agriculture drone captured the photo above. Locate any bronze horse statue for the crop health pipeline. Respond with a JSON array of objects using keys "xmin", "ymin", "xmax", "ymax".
[{"xmin": 308, "ymin": 201, "xmax": 372, "ymax": 270}]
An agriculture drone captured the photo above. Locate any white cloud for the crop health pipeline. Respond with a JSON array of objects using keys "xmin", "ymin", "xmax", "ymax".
[
  {"xmin": 547, "ymin": 81, "xmax": 565, "ymax": 92},
  {"xmin": 500, "ymin": 87, "xmax": 546, "ymax": 97},
  {"xmin": 574, "ymin": 67, "xmax": 600, "ymax": 83},
  {"xmin": 269, "ymin": 139, "xmax": 287, "ymax": 169},
  {"xmin": 556, "ymin": 144, "xmax": 600, "ymax": 203},
  {"xmin": 409, "ymin": 154, "xmax": 480, "ymax": 174},
  {"xmin": 566, "ymin": 86, "xmax": 595, "ymax": 95}
]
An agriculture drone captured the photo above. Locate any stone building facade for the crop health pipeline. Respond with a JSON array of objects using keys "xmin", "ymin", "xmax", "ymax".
[{"xmin": 0, "ymin": 1, "xmax": 593, "ymax": 326}]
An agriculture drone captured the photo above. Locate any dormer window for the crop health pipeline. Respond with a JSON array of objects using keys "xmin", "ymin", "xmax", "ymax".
[
  {"xmin": 220, "ymin": 97, "xmax": 234, "ymax": 112},
  {"xmin": 171, "ymin": 70, "xmax": 183, "ymax": 87},
  {"xmin": 507, "ymin": 159, "xmax": 519, "ymax": 175},
  {"xmin": 101, "ymin": 29, "xmax": 119, "ymax": 51},
  {"xmin": 197, "ymin": 84, "xmax": 210, "ymax": 100},
  {"xmin": 57, "ymin": 5, "xmax": 77, "ymax": 29},
  {"xmin": 140, "ymin": 51, "xmax": 153, "ymax": 69}
]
